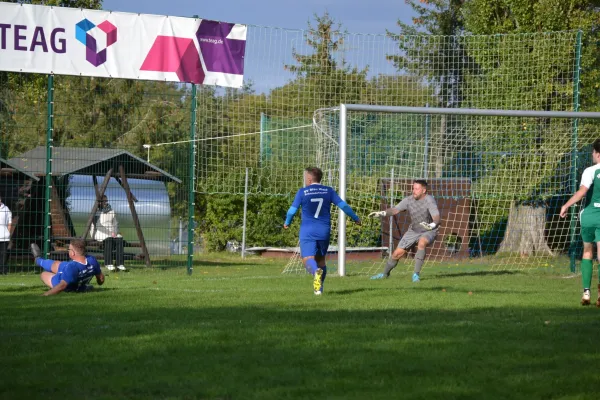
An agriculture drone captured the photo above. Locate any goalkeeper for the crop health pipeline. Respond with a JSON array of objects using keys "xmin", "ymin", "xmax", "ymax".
[{"xmin": 369, "ymin": 180, "xmax": 440, "ymax": 282}]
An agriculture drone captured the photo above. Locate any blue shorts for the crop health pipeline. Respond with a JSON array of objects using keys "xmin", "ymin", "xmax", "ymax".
[
  {"xmin": 50, "ymin": 262, "xmax": 69, "ymax": 288},
  {"xmin": 300, "ymin": 239, "xmax": 330, "ymax": 258}
]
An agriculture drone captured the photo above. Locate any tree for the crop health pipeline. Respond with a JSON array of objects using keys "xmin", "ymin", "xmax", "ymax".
[
  {"xmin": 283, "ymin": 12, "xmax": 369, "ymax": 114},
  {"xmin": 285, "ymin": 12, "xmax": 345, "ymax": 78},
  {"xmin": 387, "ymin": 0, "xmax": 467, "ymax": 108},
  {"xmin": 9, "ymin": 0, "xmax": 102, "ymax": 8},
  {"xmin": 0, "ymin": 1, "xmax": 105, "ymax": 158},
  {"xmin": 387, "ymin": 1, "xmax": 472, "ymax": 179},
  {"xmin": 460, "ymin": 1, "xmax": 600, "ymax": 255},
  {"xmin": 462, "ymin": 0, "xmax": 600, "ymax": 115}
]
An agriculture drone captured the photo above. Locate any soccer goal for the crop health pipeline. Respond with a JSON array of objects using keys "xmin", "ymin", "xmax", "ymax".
[{"xmin": 281, "ymin": 104, "xmax": 600, "ymax": 277}]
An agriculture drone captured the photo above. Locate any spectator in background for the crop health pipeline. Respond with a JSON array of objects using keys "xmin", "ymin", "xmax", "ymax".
[
  {"xmin": 90, "ymin": 195, "xmax": 125, "ymax": 271},
  {"xmin": 0, "ymin": 196, "xmax": 12, "ymax": 275}
]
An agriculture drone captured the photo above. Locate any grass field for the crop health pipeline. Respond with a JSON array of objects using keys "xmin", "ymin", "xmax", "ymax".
[{"xmin": 1, "ymin": 254, "xmax": 600, "ymax": 400}]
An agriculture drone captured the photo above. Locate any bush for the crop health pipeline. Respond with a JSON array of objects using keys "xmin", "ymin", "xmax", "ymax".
[{"xmin": 200, "ymin": 194, "xmax": 299, "ymax": 251}]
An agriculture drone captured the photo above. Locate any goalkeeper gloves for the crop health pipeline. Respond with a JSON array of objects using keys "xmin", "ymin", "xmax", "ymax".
[
  {"xmin": 368, "ymin": 211, "xmax": 387, "ymax": 218},
  {"xmin": 419, "ymin": 222, "xmax": 438, "ymax": 231}
]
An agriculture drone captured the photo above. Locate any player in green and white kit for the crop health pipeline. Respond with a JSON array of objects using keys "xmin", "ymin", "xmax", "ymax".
[{"xmin": 560, "ymin": 139, "xmax": 600, "ymax": 306}]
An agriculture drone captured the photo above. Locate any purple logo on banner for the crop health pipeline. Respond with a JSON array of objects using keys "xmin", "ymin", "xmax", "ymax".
[
  {"xmin": 140, "ymin": 19, "xmax": 245, "ymax": 84},
  {"xmin": 196, "ymin": 20, "xmax": 245, "ymax": 75},
  {"xmin": 75, "ymin": 18, "xmax": 117, "ymax": 67}
]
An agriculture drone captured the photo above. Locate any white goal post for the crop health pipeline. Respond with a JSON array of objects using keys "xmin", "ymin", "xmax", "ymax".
[{"xmin": 336, "ymin": 104, "xmax": 600, "ymax": 276}]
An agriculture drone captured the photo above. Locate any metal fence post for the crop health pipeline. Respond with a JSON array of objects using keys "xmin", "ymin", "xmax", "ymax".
[
  {"xmin": 569, "ymin": 30, "xmax": 582, "ymax": 273},
  {"xmin": 43, "ymin": 75, "xmax": 54, "ymax": 257},
  {"xmin": 187, "ymin": 83, "xmax": 197, "ymax": 275}
]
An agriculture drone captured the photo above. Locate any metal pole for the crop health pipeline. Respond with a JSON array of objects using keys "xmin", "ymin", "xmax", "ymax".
[
  {"xmin": 388, "ymin": 168, "xmax": 394, "ymax": 257},
  {"xmin": 43, "ymin": 74, "xmax": 54, "ymax": 257},
  {"xmin": 260, "ymin": 112, "xmax": 266, "ymax": 166},
  {"xmin": 342, "ymin": 104, "xmax": 600, "ymax": 119},
  {"xmin": 178, "ymin": 217, "xmax": 183, "ymax": 255},
  {"xmin": 338, "ymin": 104, "xmax": 348, "ymax": 276},
  {"xmin": 187, "ymin": 83, "xmax": 197, "ymax": 275},
  {"xmin": 241, "ymin": 168, "xmax": 249, "ymax": 259},
  {"xmin": 569, "ymin": 30, "xmax": 583, "ymax": 273},
  {"xmin": 424, "ymin": 103, "xmax": 430, "ymax": 179}
]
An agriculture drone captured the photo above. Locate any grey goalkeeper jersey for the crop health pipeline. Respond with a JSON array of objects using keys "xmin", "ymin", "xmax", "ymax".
[{"xmin": 393, "ymin": 194, "xmax": 440, "ymax": 233}]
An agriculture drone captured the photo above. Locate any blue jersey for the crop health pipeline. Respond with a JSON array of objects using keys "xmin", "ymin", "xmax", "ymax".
[
  {"xmin": 291, "ymin": 184, "xmax": 344, "ymax": 240},
  {"xmin": 58, "ymin": 255, "xmax": 102, "ymax": 292}
]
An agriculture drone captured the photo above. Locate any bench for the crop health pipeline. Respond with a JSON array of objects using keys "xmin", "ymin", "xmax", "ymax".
[{"xmin": 51, "ymin": 236, "xmax": 142, "ymax": 248}]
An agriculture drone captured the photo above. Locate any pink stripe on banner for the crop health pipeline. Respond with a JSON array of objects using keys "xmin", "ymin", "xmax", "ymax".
[{"xmin": 140, "ymin": 36, "xmax": 205, "ymax": 84}]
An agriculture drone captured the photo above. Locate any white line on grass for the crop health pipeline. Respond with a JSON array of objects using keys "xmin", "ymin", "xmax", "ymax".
[
  {"xmin": 560, "ymin": 274, "xmax": 579, "ymax": 279},
  {"xmin": 202, "ymin": 275, "xmax": 304, "ymax": 281},
  {"xmin": 108, "ymin": 286, "xmax": 296, "ymax": 294}
]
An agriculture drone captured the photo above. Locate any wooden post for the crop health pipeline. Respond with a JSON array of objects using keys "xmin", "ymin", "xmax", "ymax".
[
  {"xmin": 92, "ymin": 175, "xmax": 101, "ymax": 199},
  {"xmin": 115, "ymin": 177, "xmax": 138, "ymax": 202},
  {"xmin": 119, "ymin": 164, "xmax": 151, "ymax": 267},
  {"xmin": 82, "ymin": 168, "xmax": 113, "ymax": 240},
  {"xmin": 50, "ymin": 180, "xmax": 71, "ymax": 237}
]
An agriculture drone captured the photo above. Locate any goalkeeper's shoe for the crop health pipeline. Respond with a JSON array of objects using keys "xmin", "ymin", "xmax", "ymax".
[
  {"xmin": 581, "ymin": 289, "xmax": 591, "ymax": 306},
  {"xmin": 412, "ymin": 273, "xmax": 420, "ymax": 283},
  {"xmin": 370, "ymin": 273, "xmax": 388, "ymax": 280},
  {"xmin": 313, "ymin": 268, "xmax": 323, "ymax": 293}
]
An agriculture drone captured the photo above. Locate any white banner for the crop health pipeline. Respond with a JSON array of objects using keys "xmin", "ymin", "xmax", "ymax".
[{"xmin": 0, "ymin": 3, "xmax": 246, "ymax": 87}]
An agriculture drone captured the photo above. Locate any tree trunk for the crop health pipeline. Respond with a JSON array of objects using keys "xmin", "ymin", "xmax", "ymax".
[{"xmin": 498, "ymin": 203, "xmax": 554, "ymax": 256}]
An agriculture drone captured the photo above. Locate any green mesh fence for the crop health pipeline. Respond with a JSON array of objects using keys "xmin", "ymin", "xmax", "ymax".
[
  {"xmin": 0, "ymin": 25, "xmax": 596, "ymax": 273},
  {"xmin": 0, "ymin": 73, "xmax": 193, "ymax": 272}
]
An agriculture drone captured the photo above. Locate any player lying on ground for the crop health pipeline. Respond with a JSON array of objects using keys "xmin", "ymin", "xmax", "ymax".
[
  {"xmin": 31, "ymin": 239, "xmax": 104, "ymax": 296},
  {"xmin": 369, "ymin": 179, "xmax": 440, "ymax": 282},
  {"xmin": 284, "ymin": 167, "xmax": 361, "ymax": 295}
]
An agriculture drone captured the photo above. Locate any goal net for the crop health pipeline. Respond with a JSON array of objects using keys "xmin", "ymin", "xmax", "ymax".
[
  {"xmin": 176, "ymin": 28, "xmax": 596, "ymax": 275},
  {"xmin": 281, "ymin": 106, "xmax": 600, "ymax": 276}
]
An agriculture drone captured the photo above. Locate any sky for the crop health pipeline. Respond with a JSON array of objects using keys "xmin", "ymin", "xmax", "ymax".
[
  {"xmin": 100, "ymin": 0, "xmax": 417, "ymax": 92},
  {"xmin": 101, "ymin": 0, "xmax": 414, "ymax": 35}
]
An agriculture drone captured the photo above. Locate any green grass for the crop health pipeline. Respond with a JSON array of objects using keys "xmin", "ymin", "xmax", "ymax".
[{"xmin": 1, "ymin": 254, "xmax": 600, "ymax": 400}]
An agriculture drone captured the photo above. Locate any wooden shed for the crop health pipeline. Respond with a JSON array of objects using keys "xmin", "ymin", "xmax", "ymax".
[{"xmin": 9, "ymin": 147, "xmax": 181, "ymax": 266}]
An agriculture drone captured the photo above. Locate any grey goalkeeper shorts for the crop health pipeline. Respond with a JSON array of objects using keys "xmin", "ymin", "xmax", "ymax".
[{"xmin": 397, "ymin": 228, "xmax": 438, "ymax": 250}]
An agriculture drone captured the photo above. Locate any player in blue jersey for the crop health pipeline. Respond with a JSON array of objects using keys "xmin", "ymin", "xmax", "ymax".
[
  {"xmin": 31, "ymin": 239, "xmax": 104, "ymax": 296},
  {"xmin": 284, "ymin": 167, "xmax": 361, "ymax": 295}
]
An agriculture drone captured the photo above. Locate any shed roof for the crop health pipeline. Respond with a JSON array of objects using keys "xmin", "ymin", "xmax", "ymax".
[
  {"xmin": 9, "ymin": 147, "xmax": 181, "ymax": 183},
  {"xmin": 0, "ymin": 157, "xmax": 40, "ymax": 181}
]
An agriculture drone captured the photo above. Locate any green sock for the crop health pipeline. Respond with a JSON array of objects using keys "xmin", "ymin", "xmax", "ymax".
[{"xmin": 581, "ymin": 259, "xmax": 593, "ymax": 290}]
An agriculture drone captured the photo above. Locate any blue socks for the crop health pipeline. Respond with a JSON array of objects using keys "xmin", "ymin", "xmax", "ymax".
[
  {"xmin": 305, "ymin": 258, "xmax": 318, "ymax": 275},
  {"xmin": 36, "ymin": 258, "xmax": 54, "ymax": 272}
]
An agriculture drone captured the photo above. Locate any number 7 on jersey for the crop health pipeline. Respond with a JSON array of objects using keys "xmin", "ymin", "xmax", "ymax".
[{"xmin": 311, "ymin": 198, "xmax": 323, "ymax": 218}]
